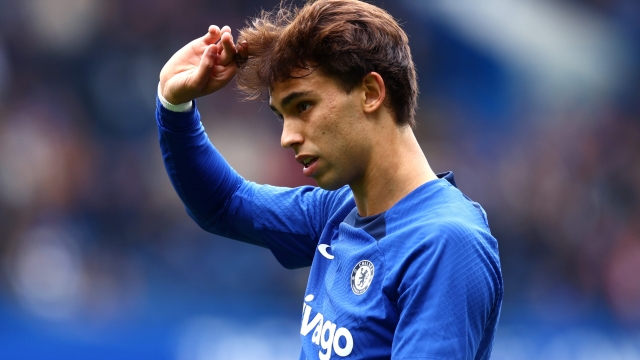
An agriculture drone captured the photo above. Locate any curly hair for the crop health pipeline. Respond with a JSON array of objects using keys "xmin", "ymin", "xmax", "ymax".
[{"xmin": 236, "ymin": 0, "xmax": 418, "ymax": 127}]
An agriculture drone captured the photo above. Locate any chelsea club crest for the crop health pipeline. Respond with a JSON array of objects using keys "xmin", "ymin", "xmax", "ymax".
[{"xmin": 351, "ymin": 260, "xmax": 374, "ymax": 295}]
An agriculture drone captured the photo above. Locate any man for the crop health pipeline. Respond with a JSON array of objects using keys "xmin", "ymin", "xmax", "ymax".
[{"xmin": 156, "ymin": 0, "xmax": 503, "ymax": 358}]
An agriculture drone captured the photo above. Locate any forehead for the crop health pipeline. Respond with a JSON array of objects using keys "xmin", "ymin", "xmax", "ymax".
[{"xmin": 269, "ymin": 69, "xmax": 340, "ymax": 106}]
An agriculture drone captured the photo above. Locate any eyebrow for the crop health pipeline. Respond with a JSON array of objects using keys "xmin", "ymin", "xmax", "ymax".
[{"xmin": 270, "ymin": 91, "xmax": 312, "ymax": 113}]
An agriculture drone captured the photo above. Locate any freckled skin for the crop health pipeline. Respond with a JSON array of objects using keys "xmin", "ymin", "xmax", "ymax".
[
  {"xmin": 270, "ymin": 69, "xmax": 437, "ymax": 216},
  {"xmin": 271, "ymin": 71, "xmax": 375, "ymax": 190}
]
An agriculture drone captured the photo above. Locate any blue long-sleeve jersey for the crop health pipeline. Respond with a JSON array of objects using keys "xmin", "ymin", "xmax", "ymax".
[{"xmin": 156, "ymin": 99, "xmax": 503, "ymax": 359}]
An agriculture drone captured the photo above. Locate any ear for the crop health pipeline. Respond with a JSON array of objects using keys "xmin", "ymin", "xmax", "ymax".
[{"xmin": 361, "ymin": 72, "xmax": 386, "ymax": 114}]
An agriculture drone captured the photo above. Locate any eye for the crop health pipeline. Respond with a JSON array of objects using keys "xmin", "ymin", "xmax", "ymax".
[{"xmin": 297, "ymin": 102, "xmax": 312, "ymax": 114}]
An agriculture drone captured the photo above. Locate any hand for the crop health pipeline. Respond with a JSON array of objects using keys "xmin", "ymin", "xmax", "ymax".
[{"xmin": 159, "ymin": 25, "xmax": 247, "ymax": 105}]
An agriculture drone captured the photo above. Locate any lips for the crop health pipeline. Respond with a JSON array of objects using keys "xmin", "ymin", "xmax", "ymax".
[
  {"xmin": 302, "ymin": 157, "xmax": 318, "ymax": 168},
  {"xmin": 296, "ymin": 154, "xmax": 318, "ymax": 167},
  {"xmin": 296, "ymin": 155, "xmax": 320, "ymax": 177}
]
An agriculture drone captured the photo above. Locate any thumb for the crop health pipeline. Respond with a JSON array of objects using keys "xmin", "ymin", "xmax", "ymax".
[{"xmin": 193, "ymin": 44, "xmax": 217, "ymax": 88}]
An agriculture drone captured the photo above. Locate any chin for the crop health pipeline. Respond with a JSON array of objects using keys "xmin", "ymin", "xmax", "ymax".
[{"xmin": 314, "ymin": 176, "xmax": 347, "ymax": 191}]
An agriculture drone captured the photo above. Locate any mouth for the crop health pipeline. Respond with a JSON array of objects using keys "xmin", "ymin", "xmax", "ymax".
[
  {"xmin": 302, "ymin": 157, "xmax": 318, "ymax": 168},
  {"xmin": 296, "ymin": 154, "xmax": 318, "ymax": 167}
]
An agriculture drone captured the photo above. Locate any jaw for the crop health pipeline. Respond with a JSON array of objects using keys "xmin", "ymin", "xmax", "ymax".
[
  {"xmin": 314, "ymin": 159, "xmax": 369, "ymax": 192},
  {"xmin": 312, "ymin": 165, "xmax": 350, "ymax": 191},
  {"xmin": 313, "ymin": 173, "xmax": 344, "ymax": 191}
]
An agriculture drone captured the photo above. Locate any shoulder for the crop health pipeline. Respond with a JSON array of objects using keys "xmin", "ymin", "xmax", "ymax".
[
  {"xmin": 380, "ymin": 205, "xmax": 501, "ymax": 294},
  {"xmin": 380, "ymin": 180, "xmax": 498, "ymax": 263},
  {"xmin": 247, "ymin": 183, "xmax": 355, "ymax": 227},
  {"xmin": 382, "ymin": 216, "xmax": 496, "ymax": 261},
  {"xmin": 248, "ymin": 183, "xmax": 352, "ymax": 208},
  {"xmin": 385, "ymin": 179, "xmax": 492, "ymax": 240}
]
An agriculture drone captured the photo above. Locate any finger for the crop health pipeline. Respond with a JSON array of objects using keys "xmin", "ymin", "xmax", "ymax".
[
  {"xmin": 217, "ymin": 26, "xmax": 233, "ymax": 54},
  {"xmin": 218, "ymin": 25, "xmax": 231, "ymax": 50},
  {"xmin": 203, "ymin": 25, "xmax": 221, "ymax": 44},
  {"xmin": 218, "ymin": 32, "xmax": 237, "ymax": 66},
  {"xmin": 194, "ymin": 44, "xmax": 217, "ymax": 87},
  {"xmin": 216, "ymin": 26, "xmax": 232, "ymax": 51}
]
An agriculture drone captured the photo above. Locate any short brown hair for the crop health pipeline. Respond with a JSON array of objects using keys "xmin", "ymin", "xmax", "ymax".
[{"xmin": 236, "ymin": 0, "xmax": 418, "ymax": 127}]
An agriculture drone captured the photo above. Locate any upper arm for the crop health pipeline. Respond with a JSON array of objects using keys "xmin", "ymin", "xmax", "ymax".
[
  {"xmin": 156, "ymin": 100, "xmax": 353, "ymax": 269},
  {"xmin": 207, "ymin": 182, "xmax": 352, "ymax": 269},
  {"xmin": 246, "ymin": 184, "xmax": 352, "ymax": 268}
]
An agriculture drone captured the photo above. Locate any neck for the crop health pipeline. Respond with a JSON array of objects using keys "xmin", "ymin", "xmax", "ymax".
[{"xmin": 349, "ymin": 123, "xmax": 438, "ymax": 217}]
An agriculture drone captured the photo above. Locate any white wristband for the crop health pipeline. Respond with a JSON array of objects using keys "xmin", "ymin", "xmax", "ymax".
[{"xmin": 157, "ymin": 83, "xmax": 193, "ymax": 112}]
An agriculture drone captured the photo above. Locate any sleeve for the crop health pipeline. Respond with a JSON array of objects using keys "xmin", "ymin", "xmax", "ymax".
[
  {"xmin": 156, "ymin": 99, "xmax": 351, "ymax": 269},
  {"xmin": 388, "ymin": 222, "xmax": 503, "ymax": 360}
]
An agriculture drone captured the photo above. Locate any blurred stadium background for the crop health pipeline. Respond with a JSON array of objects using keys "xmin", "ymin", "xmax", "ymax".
[{"xmin": 0, "ymin": 0, "xmax": 638, "ymax": 359}]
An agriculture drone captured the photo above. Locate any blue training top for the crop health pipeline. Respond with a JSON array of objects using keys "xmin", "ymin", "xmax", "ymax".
[{"xmin": 156, "ymin": 99, "xmax": 503, "ymax": 360}]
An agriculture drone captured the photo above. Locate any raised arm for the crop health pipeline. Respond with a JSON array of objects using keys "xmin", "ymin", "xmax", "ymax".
[{"xmin": 156, "ymin": 27, "xmax": 352, "ymax": 269}]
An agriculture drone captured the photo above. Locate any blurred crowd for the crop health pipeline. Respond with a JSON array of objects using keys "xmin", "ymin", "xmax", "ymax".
[{"xmin": 0, "ymin": 0, "xmax": 638, "ymax": 358}]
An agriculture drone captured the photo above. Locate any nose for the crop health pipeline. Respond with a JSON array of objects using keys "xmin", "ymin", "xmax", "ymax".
[{"xmin": 280, "ymin": 120, "xmax": 304, "ymax": 148}]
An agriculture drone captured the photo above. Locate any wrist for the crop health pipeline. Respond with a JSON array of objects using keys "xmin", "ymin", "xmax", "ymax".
[{"xmin": 157, "ymin": 83, "xmax": 193, "ymax": 112}]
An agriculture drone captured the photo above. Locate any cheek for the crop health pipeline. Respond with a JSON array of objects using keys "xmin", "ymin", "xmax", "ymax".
[
  {"xmin": 336, "ymin": 102, "xmax": 369, "ymax": 144},
  {"xmin": 315, "ymin": 94, "xmax": 369, "ymax": 160},
  {"xmin": 329, "ymin": 109, "xmax": 370, "ymax": 166}
]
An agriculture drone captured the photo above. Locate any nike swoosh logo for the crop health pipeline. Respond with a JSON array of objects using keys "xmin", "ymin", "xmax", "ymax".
[{"xmin": 318, "ymin": 244, "xmax": 334, "ymax": 259}]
